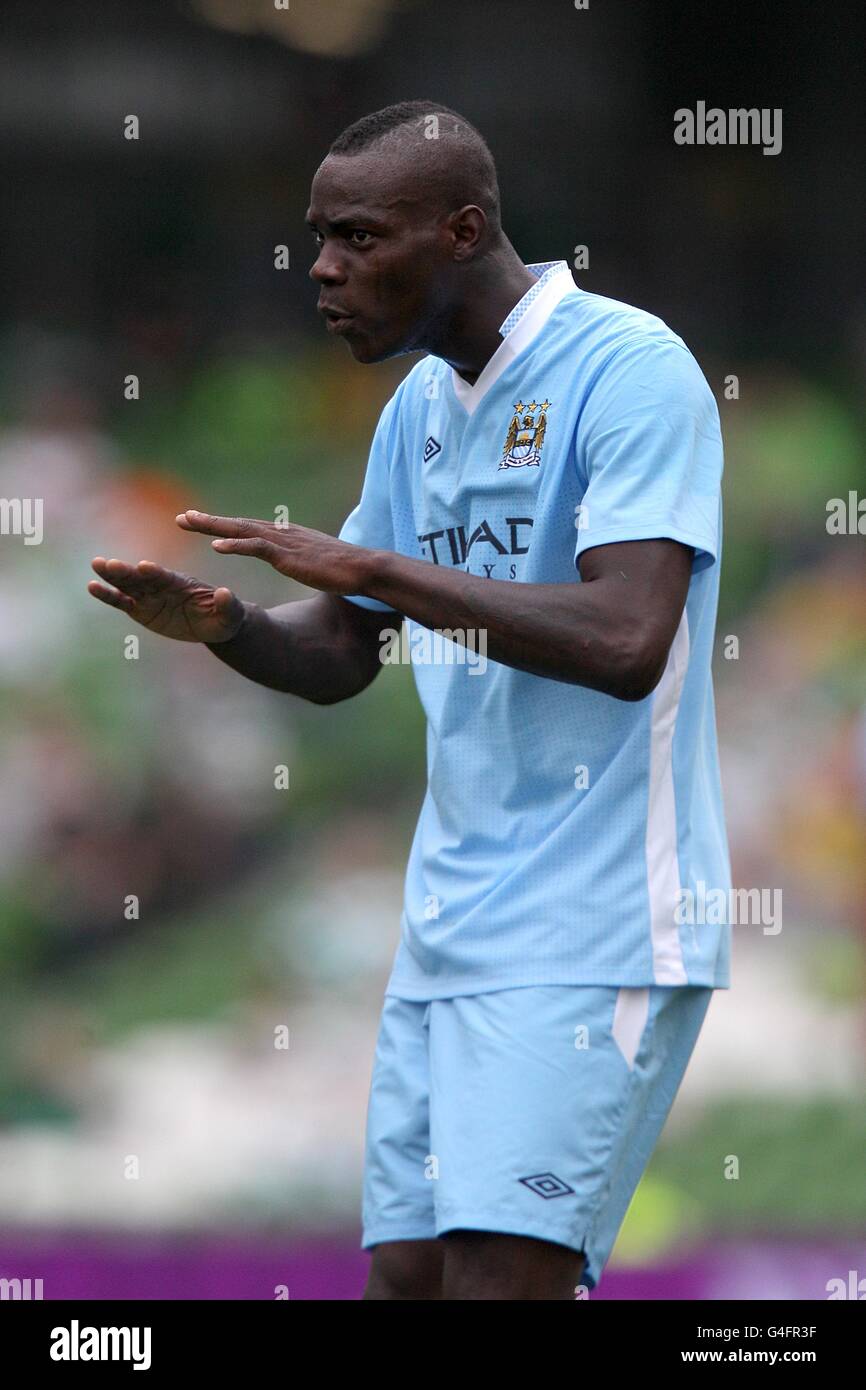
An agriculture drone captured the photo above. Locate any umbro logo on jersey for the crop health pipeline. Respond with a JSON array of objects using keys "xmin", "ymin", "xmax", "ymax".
[
  {"xmin": 518, "ymin": 1172, "xmax": 575, "ymax": 1199},
  {"xmin": 423, "ymin": 436, "xmax": 442, "ymax": 462}
]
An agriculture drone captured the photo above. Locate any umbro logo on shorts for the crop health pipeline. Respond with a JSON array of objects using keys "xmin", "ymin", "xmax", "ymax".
[
  {"xmin": 423, "ymin": 436, "xmax": 442, "ymax": 462},
  {"xmin": 518, "ymin": 1172, "xmax": 575, "ymax": 1199}
]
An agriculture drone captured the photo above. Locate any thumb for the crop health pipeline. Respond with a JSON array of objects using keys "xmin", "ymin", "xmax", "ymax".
[{"xmin": 213, "ymin": 586, "xmax": 245, "ymax": 638}]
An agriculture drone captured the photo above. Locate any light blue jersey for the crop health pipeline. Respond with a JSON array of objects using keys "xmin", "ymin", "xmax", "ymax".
[{"xmin": 338, "ymin": 260, "xmax": 731, "ymax": 998}]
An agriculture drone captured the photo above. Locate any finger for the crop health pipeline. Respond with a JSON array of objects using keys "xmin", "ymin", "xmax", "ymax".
[
  {"xmin": 92, "ymin": 557, "xmax": 165, "ymax": 597},
  {"xmin": 134, "ymin": 560, "xmax": 171, "ymax": 579},
  {"xmin": 177, "ymin": 511, "xmax": 272, "ymax": 538},
  {"xmin": 87, "ymin": 580, "xmax": 135, "ymax": 612},
  {"xmin": 92, "ymin": 556, "xmax": 136, "ymax": 581},
  {"xmin": 211, "ymin": 537, "xmax": 280, "ymax": 562},
  {"xmin": 127, "ymin": 559, "xmax": 185, "ymax": 594},
  {"xmin": 91, "ymin": 557, "xmax": 147, "ymax": 594}
]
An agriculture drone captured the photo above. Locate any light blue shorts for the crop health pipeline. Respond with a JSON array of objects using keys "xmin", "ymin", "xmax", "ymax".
[{"xmin": 361, "ymin": 982, "xmax": 713, "ymax": 1290}]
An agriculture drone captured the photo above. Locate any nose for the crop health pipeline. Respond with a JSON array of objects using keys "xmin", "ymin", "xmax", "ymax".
[{"xmin": 309, "ymin": 244, "xmax": 348, "ymax": 286}]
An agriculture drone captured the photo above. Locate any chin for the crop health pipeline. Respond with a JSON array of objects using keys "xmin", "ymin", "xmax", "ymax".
[
  {"xmin": 346, "ymin": 340, "xmax": 378, "ymax": 363},
  {"xmin": 347, "ymin": 335, "xmax": 400, "ymax": 365}
]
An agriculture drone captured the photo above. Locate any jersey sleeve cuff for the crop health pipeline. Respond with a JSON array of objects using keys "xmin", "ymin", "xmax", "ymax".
[
  {"xmin": 574, "ymin": 522, "xmax": 718, "ymax": 573},
  {"xmin": 339, "ymin": 593, "xmax": 401, "ymax": 613}
]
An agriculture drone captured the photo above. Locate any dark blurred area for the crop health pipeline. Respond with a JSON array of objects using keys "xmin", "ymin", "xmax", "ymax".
[{"xmin": 0, "ymin": 0, "xmax": 864, "ymax": 1299}]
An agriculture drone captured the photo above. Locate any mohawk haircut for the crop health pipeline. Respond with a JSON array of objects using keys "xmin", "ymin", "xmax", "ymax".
[{"xmin": 328, "ymin": 100, "xmax": 502, "ymax": 233}]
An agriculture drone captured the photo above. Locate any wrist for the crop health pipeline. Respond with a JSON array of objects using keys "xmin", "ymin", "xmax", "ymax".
[
  {"xmin": 207, "ymin": 599, "xmax": 257, "ymax": 648},
  {"xmin": 358, "ymin": 546, "xmax": 392, "ymax": 599},
  {"xmin": 229, "ymin": 599, "xmax": 254, "ymax": 642}
]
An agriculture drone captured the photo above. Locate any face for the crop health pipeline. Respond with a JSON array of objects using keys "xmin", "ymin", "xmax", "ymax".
[{"xmin": 306, "ymin": 152, "xmax": 454, "ymax": 363}]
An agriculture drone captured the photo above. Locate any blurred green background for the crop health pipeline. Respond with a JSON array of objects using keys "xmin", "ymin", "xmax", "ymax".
[{"xmin": 0, "ymin": 0, "xmax": 864, "ymax": 1297}]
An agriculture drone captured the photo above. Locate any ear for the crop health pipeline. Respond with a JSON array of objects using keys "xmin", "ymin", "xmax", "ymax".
[{"xmin": 449, "ymin": 205, "xmax": 487, "ymax": 262}]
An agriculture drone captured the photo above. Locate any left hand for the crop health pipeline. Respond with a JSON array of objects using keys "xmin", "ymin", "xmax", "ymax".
[{"xmin": 176, "ymin": 510, "xmax": 374, "ymax": 595}]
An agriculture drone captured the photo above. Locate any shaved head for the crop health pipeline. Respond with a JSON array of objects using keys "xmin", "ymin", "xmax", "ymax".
[{"xmin": 328, "ymin": 100, "xmax": 502, "ymax": 235}]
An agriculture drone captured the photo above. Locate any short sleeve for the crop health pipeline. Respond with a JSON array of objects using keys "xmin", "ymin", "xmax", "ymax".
[
  {"xmin": 574, "ymin": 337, "xmax": 723, "ymax": 574},
  {"xmin": 337, "ymin": 389, "xmax": 401, "ymax": 613}
]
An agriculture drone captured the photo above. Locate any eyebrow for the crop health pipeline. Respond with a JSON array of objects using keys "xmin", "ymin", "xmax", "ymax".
[{"xmin": 305, "ymin": 211, "xmax": 389, "ymax": 233}]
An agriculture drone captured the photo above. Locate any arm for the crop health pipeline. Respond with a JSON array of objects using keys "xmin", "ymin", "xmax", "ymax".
[
  {"xmin": 87, "ymin": 555, "xmax": 400, "ymax": 706},
  {"xmin": 175, "ymin": 338, "xmax": 718, "ymax": 701},
  {"xmin": 174, "ymin": 513, "xmax": 692, "ymax": 703},
  {"xmin": 359, "ymin": 536, "xmax": 693, "ymax": 701},
  {"xmin": 158, "ymin": 338, "xmax": 717, "ymax": 702},
  {"xmin": 206, "ymin": 590, "xmax": 400, "ymax": 704}
]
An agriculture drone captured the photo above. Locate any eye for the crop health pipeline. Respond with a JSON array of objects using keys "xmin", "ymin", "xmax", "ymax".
[
  {"xmin": 347, "ymin": 229, "xmax": 373, "ymax": 246},
  {"xmin": 310, "ymin": 228, "xmax": 324, "ymax": 247}
]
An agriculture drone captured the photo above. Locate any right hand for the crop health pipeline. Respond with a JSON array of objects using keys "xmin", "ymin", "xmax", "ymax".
[{"xmin": 88, "ymin": 557, "xmax": 246, "ymax": 643}]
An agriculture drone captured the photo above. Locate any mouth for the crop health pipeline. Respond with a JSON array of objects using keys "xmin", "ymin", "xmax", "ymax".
[{"xmin": 319, "ymin": 306, "xmax": 357, "ymax": 334}]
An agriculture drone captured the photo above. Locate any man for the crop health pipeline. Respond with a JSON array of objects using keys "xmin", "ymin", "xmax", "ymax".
[{"xmin": 89, "ymin": 100, "xmax": 731, "ymax": 1301}]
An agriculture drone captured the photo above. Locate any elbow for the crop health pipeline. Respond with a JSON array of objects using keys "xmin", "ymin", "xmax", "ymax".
[
  {"xmin": 308, "ymin": 685, "xmax": 358, "ymax": 706},
  {"xmin": 604, "ymin": 635, "xmax": 669, "ymax": 703},
  {"xmin": 612, "ymin": 669, "xmax": 663, "ymax": 702},
  {"xmin": 309, "ymin": 665, "xmax": 382, "ymax": 706}
]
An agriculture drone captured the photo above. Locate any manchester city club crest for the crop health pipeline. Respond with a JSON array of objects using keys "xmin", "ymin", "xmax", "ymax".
[{"xmin": 499, "ymin": 398, "xmax": 550, "ymax": 469}]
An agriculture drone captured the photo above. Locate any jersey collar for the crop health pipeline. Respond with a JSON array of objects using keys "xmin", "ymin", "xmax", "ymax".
[{"xmin": 450, "ymin": 260, "xmax": 576, "ymax": 416}]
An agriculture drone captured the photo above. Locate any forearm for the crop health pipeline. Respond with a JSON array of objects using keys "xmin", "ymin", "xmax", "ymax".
[
  {"xmin": 361, "ymin": 550, "xmax": 652, "ymax": 699},
  {"xmin": 205, "ymin": 595, "xmax": 380, "ymax": 704}
]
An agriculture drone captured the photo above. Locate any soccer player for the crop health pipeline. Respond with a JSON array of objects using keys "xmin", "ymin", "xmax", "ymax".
[{"xmin": 89, "ymin": 101, "xmax": 731, "ymax": 1301}]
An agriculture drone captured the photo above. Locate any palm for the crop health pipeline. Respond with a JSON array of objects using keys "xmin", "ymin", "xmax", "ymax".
[
  {"xmin": 126, "ymin": 576, "xmax": 230, "ymax": 642},
  {"xmin": 88, "ymin": 558, "xmax": 244, "ymax": 643}
]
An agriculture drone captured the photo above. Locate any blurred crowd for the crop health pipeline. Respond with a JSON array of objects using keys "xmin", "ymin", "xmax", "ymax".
[{"xmin": 0, "ymin": 0, "xmax": 864, "ymax": 1287}]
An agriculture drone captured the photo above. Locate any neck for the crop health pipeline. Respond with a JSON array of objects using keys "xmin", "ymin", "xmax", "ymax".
[{"xmin": 425, "ymin": 243, "xmax": 538, "ymax": 385}]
